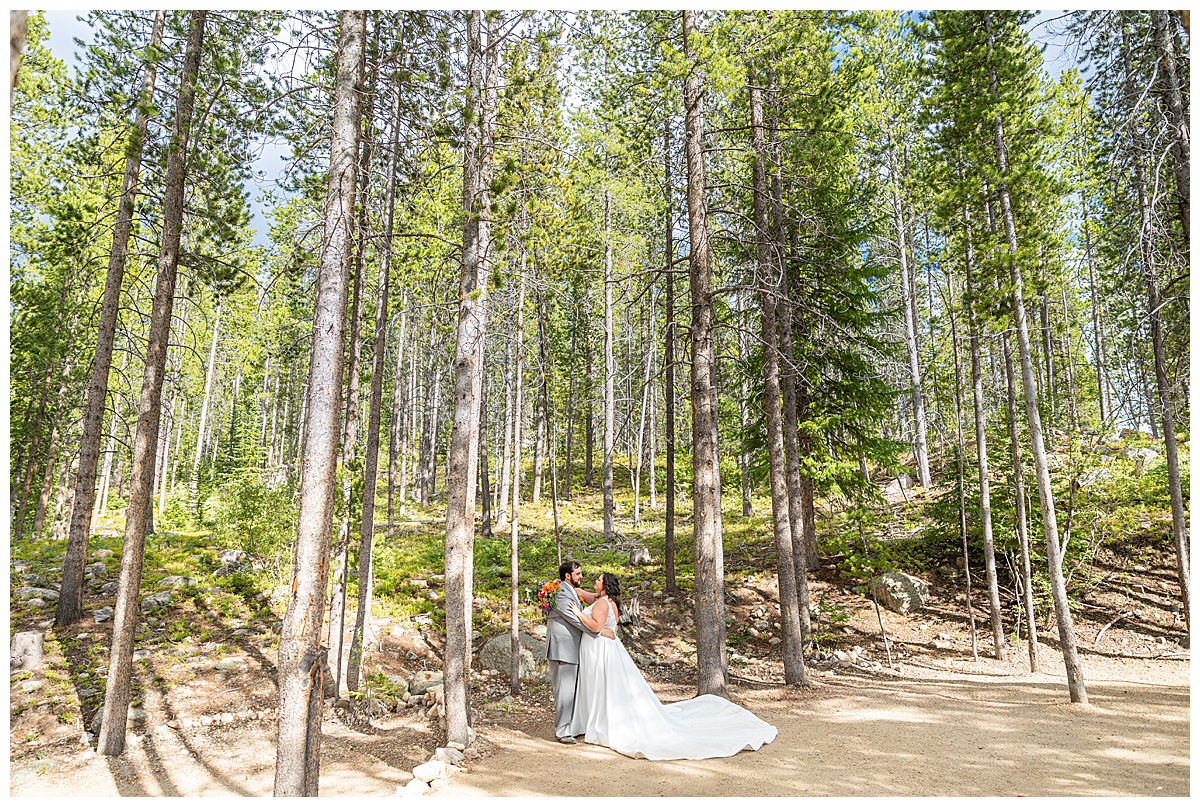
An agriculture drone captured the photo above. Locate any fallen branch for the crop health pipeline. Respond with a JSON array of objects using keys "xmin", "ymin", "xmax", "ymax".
[{"xmin": 1093, "ymin": 611, "xmax": 1131, "ymax": 648}]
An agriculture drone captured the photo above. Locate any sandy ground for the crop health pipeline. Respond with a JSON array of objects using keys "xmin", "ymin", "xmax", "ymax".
[{"xmin": 11, "ymin": 648, "xmax": 1188, "ymax": 798}]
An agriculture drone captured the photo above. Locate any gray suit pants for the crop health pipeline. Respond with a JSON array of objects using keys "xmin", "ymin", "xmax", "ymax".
[{"xmin": 548, "ymin": 659, "xmax": 579, "ymax": 738}]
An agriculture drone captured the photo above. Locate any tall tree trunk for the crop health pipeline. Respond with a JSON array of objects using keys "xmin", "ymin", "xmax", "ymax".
[
  {"xmin": 1151, "ymin": 9, "xmax": 1190, "ymax": 245},
  {"xmin": 496, "ymin": 328, "xmax": 514, "ymax": 528},
  {"xmin": 479, "ymin": 370, "xmax": 492, "ymax": 537},
  {"xmin": 750, "ymin": 75, "xmax": 806, "ymax": 684},
  {"xmin": 532, "ymin": 297, "xmax": 547, "ymax": 505},
  {"xmin": 189, "ymin": 300, "xmax": 222, "ymax": 516},
  {"xmin": 510, "ymin": 226, "xmax": 529, "ymax": 697},
  {"xmin": 445, "ymin": 10, "xmax": 496, "ymax": 744},
  {"xmin": 946, "ymin": 266, "xmax": 979, "ymax": 661},
  {"xmin": 1002, "ymin": 326, "xmax": 1040, "ymax": 671},
  {"xmin": 768, "ymin": 75, "xmax": 814, "ymax": 638},
  {"xmin": 419, "ymin": 318, "xmax": 439, "ymax": 505},
  {"xmin": 584, "ymin": 338, "xmax": 594, "ymax": 487},
  {"xmin": 986, "ymin": 12, "xmax": 1087, "ymax": 703},
  {"xmin": 1122, "ymin": 19, "xmax": 1190, "ymax": 636},
  {"xmin": 737, "ymin": 293, "xmax": 752, "ymax": 518},
  {"xmin": 273, "ymin": 10, "xmax": 363, "ymax": 794},
  {"xmin": 564, "ymin": 317, "xmax": 576, "ymax": 500},
  {"xmin": 348, "ymin": 67, "xmax": 404, "ymax": 694},
  {"xmin": 388, "ymin": 296, "xmax": 408, "ymax": 533},
  {"xmin": 57, "ymin": 10, "xmax": 165, "ymax": 626},
  {"xmin": 1080, "ymin": 194, "xmax": 1111, "ymax": 423},
  {"xmin": 886, "ymin": 144, "xmax": 931, "ymax": 488},
  {"xmin": 602, "ymin": 189, "xmax": 616, "ymax": 543},
  {"xmin": 663, "ymin": 113, "xmax": 678, "ymax": 593},
  {"xmin": 683, "ymin": 9, "xmax": 727, "ymax": 698},
  {"xmin": 97, "ymin": 10, "xmax": 205, "ymax": 757},
  {"xmin": 963, "ymin": 203, "xmax": 1006, "ymax": 661}
]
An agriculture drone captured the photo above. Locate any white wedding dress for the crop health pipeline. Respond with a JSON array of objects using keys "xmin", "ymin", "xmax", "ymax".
[{"xmin": 569, "ymin": 600, "xmax": 777, "ymax": 760}]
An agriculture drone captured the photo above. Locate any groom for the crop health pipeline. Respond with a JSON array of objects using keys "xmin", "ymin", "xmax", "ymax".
[{"xmin": 545, "ymin": 560, "xmax": 597, "ymax": 744}]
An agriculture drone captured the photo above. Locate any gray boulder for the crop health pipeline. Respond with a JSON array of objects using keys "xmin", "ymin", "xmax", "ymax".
[
  {"xmin": 408, "ymin": 670, "xmax": 443, "ymax": 696},
  {"xmin": 215, "ymin": 561, "xmax": 251, "ymax": 577},
  {"xmin": 100, "ymin": 581, "xmax": 120, "ymax": 595},
  {"xmin": 872, "ymin": 571, "xmax": 929, "ymax": 615},
  {"xmin": 93, "ymin": 606, "xmax": 115, "ymax": 623},
  {"xmin": 217, "ymin": 549, "xmax": 246, "ymax": 565},
  {"xmin": 479, "ymin": 633, "xmax": 547, "ymax": 680},
  {"xmin": 10, "ymin": 630, "xmax": 44, "ymax": 671},
  {"xmin": 140, "ymin": 591, "xmax": 172, "ymax": 611},
  {"xmin": 629, "ymin": 546, "xmax": 652, "ymax": 567},
  {"xmin": 157, "ymin": 575, "xmax": 199, "ymax": 589},
  {"xmin": 15, "ymin": 586, "xmax": 59, "ymax": 601},
  {"xmin": 88, "ymin": 562, "xmax": 107, "ymax": 577}
]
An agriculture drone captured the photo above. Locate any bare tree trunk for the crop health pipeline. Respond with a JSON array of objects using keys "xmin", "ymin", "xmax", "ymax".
[
  {"xmin": 273, "ymin": 10, "xmax": 363, "ymax": 794},
  {"xmin": 683, "ymin": 9, "xmax": 727, "ymax": 697},
  {"xmin": 946, "ymin": 267, "xmax": 979, "ymax": 661},
  {"xmin": 602, "ymin": 189, "xmax": 616, "ymax": 543},
  {"xmin": 479, "ymin": 370, "xmax": 492, "ymax": 537},
  {"xmin": 964, "ymin": 203, "xmax": 1006, "ymax": 661},
  {"xmin": 189, "ymin": 301, "xmax": 222, "ymax": 517},
  {"xmin": 750, "ymin": 76, "xmax": 806, "ymax": 684},
  {"xmin": 348, "ymin": 66, "xmax": 404, "ymax": 694},
  {"xmin": 663, "ymin": 113, "xmax": 678, "ymax": 593},
  {"xmin": 496, "ymin": 329, "xmax": 514, "ymax": 528},
  {"xmin": 1151, "ymin": 9, "xmax": 1190, "ymax": 245},
  {"xmin": 584, "ymin": 339, "xmax": 594, "ymax": 487},
  {"xmin": 532, "ymin": 297, "xmax": 547, "ymax": 505},
  {"xmin": 98, "ymin": 10, "xmax": 205, "ymax": 757},
  {"xmin": 510, "ymin": 226, "xmax": 529, "ymax": 697},
  {"xmin": 1122, "ymin": 20, "xmax": 1190, "ymax": 636},
  {"xmin": 1002, "ymin": 326, "xmax": 1040, "ymax": 671},
  {"xmin": 766, "ymin": 78, "xmax": 814, "ymax": 640},
  {"xmin": 1081, "ymin": 194, "xmax": 1111, "ymax": 423},
  {"xmin": 388, "ymin": 297, "xmax": 408, "ymax": 534},
  {"xmin": 564, "ymin": 317, "xmax": 576, "ymax": 500},
  {"xmin": 986, "ymin": 12, "xmax": 1086, "ymax": 703},
  {"xmin": 737, "ymin": 292, "xmax": 752, "ymax": 518},
  {"xmin": 58, "ymin": 9, "xmax": 165, "ymax": 627},
  {"xmin": 10, "ymin": 9, "xmax": 28, "ymax": 92},
  {"xmin": 886, "ymin": 144, "xmax": 931, "ymax": 488},
  {"xmin": 418, "ymin": 318, "xmax": 440, "ymax": 505}
]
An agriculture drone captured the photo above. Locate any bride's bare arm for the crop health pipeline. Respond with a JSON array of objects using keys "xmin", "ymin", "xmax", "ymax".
[
  {"xmin": 575, "ymin": 587, "xmax": 598, "ymax": 605},
  {"xmin": 569, "ymin": 598, "xmax": 609, "ymax": 634}
]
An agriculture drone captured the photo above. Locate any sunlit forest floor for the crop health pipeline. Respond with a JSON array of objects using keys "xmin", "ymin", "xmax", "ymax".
[{"xmin": 9, "ymin": 433, "xmax": 1190, "ymax": 796}]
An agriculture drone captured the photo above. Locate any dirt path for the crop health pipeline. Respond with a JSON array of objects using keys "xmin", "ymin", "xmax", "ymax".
[
  {"xmin": 436, "ymin": 657, "xmax": 1190, "ymax": 798},
  {"xmin": 11, "ymin": 649, "xmax": 1187, "ymax": 797}
]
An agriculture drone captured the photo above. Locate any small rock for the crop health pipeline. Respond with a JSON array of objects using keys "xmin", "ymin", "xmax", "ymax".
[
  {"xmin": 1133, "ymin": 565, "xmax": 1149, "ymax": 573},
  {"xmin": 629, "ymin": 546, "xmax": 652, "ymax": 567},
  {"xmin": 446, "ymin": 741, "xmax": 466, "ymax": 751},
  {"xmin": 100, "ymin": 582, "xmax": 120, "ymax": 595},
  {"xmin": 217, "ymin": 549, "xmax": 246, "ymax": 565},
  {"xmin": 157, "ymin": 576, "xmax": 199, "ymax": 590},
  {"xmin": 128, "ymin": 706, "xmax": 150, "ymax": 725},
  {"xmin": 747, "ymin": 627, "xmax": 759, "ymax": 638},
  {"xmin": 413, "ymin": 759, "xmax": 446, "ymax": 783},
  {"xmin": 215, "ymin": 657, "xmax": 248, "ymax": 672},
  {"xmin": 930, "ymin": 640, "xmax": 952, "ymax": 650},
  {"xmin": 93, "ymin": 549, "xmax": 115, "ymax": 558},
  {"xmin": 88, "ymin": 562, "xmax": 107, "ymax": 577},
  {"xmin": 408, "ymin": 670, "xmax": 444, "ymax": 696},
  {"xmin": 78, "ymin": 688, "xmax": 97, "ymax": 698},
  {"xmin": 434, "ymin": 746, "xmax": 465, "ymax": 765},
  {"xmin": 409, "ymin": 579, "xmax": 429, "ymax": 589},
  {"xmin": 21, "ymin": 679, "xmax": 43, "ymax": 693},
  {"xmin": 463, "ymin": 748, "xmax": 483, "ymax": 761},
  {"xmin": 140, "ymin": 591, "xmax": 172, "ymax": 612},
  {"xmin": 402, "ymin": 778, "xmax": 431, "ymax": 795},
  {"xmin": 26, "ymin": 598, "xmax": 47, "ymax": 608},
  {"xmin": 133, "ymin": 649, "xmax": 151, "ymax": 662},
  {"xmin": 15, "ymin": 587, "xmax": 60, "ymax": 601}
]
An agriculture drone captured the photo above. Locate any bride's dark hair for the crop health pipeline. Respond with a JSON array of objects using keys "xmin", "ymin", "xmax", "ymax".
[{"xmin": 600, "ymin": 572, "xmax": 623, "ymax": 619}]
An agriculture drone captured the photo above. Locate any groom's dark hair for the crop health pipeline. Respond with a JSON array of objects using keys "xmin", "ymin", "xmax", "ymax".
[{"xmin": 558, "ymin": 560, "xmax": 581, "ymax": 581}]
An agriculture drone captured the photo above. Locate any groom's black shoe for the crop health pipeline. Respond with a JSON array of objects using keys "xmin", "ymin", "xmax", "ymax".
[{"xmin": 557, "ymin": 735, "xmax": 577, "ymax": 744}]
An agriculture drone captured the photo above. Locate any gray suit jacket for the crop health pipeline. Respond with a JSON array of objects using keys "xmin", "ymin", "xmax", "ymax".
[{"xmin": 545, "ymin": 582, "xmax": 592, "ymax": 664}]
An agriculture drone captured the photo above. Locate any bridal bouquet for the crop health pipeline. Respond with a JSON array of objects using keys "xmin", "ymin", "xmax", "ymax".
[{"xmin": 536, "ymin": 578, "xmax": 561, "ymax": 615}]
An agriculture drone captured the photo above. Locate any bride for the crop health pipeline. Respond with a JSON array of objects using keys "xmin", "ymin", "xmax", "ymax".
[{"xmin": 567, "ymin": 572, "xmax": 777, "ymax": 760}]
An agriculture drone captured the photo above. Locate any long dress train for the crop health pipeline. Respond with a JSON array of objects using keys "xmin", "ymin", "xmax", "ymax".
[{"xmin": 569, "ymin": 601, "xmax": 777, "ymax": 760}]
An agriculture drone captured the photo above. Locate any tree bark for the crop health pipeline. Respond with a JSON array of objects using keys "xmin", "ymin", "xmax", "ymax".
[
  {"xmin": 273, "ymin": 10, "xmax": 364, "ymax": 794},
  {"xmin": 388, "ymin": 296, "xmax": 408, "ymax": 532},
  {"xmin": 349, "ymin": 66, "xmax": 404, "ymax": 694},
  {"xmin": 58, "ymin": 9, "xmax": 165, "ymax": 626},
  {"xmin": 886, "ymin": 144, "xmax": 931, "ymax": 488},
  {"xmin": 510, "ymin": 227, "xmax": 529, "ymax": 696},
  {"xmin": 496, "ymin": 325, "xmax": 514, "ymax": 528},
  {"xmin": 189, "ymin": 300, "xmax": 222, "ymax": 515},
  {"xmin": 986, "ymin": 12, "xmax": 1087, "ymax": 703},
  {"xmin": 683, "ymin": 9, "xmax": 727, "ymax": 697},
  {"xmin": 750, "ymin": 75, "xmax": 806, "ymax": 684},
  {"xmin": 1122, "ymin": 18, "xmax": 1190, "ymax": 636},
  {"xmin": 963, "ymin": 203, "xmax": 1006, "ymax": 661},
  {"xmin": 602, "ymin": 190, "xmax": 616, "ymax": 543},
  {"xmin": 1151, "ymin": 9, "xmax": 1190, "ymax": 245},
  {"xmin": 663, "ymin": 113, "xmax": 678, "ymax": 593},
  {"xmin": 946, "ymin": 264, "xmax": 979, "ymax": 661},
  {"xmin": 97, "ymin": 10, "xmax": 205, "ymax": 757}
]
